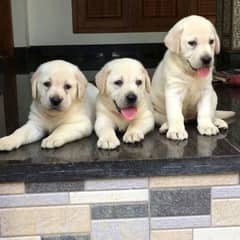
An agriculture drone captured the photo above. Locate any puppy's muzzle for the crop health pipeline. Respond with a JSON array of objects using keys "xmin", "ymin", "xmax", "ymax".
[
  {"xmin": 126, "ymin": 92, "xmax": 137, "ymax": 105},
  {"xmin": 201, "ymin": 55, "xmax": 212, "ymax": 66},
  {"xmin": 50, "ymin": 96, "xmax": 63, "ymax": 107}
]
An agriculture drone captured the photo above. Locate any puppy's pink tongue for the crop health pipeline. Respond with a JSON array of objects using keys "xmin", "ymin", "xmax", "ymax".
[
  {"xmin": 120, "ymin": 107, "xmax": 138, "ymax": 120},
  {"xmin": 197, "ymin": 67, "xmax": 210, "ymax": 78}
]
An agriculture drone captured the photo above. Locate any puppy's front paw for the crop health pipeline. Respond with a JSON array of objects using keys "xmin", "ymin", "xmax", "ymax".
[
  {"xmin": 214, "ymin": 118, "xmax": 228, "ymax": 129},
  {"xmin": 159, "ymin": 122, "xmax": 169, "ymax": 134},
  {"xmin": 41, "ymin": 136, "xmax": 65, "ymax": 149},
  {"xmin": 0, "ymin": 137, "xmax": 21, "ymax": 151},
  {"xmin": 123, "ymin": 130, "xmax": 144, "ymax": 143},
  {"xmin": 97, "ymin": 136, "xmax": 120, "ymax": 150},
  {"xmin": 198, "ymin": 123, "xmax": 219, "ymax": 136},
  {"xmin": 167, "ymin": 127, "xmax": 188, "ymax": 140}
]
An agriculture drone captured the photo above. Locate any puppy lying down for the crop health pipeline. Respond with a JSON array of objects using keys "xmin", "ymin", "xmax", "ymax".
[
  {"xmin": 151, "ymin": 15, "xmax": 235, "ymax": 141},
  {"xmin": 0, "ymin": 60, "xmax": 98, "ymax": 151},
  {"xmin": 95, "ymin": 58, "xmax": 154, "ymax": 150}
]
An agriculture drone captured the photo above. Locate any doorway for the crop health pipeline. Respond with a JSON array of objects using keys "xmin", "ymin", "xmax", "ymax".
[{"xmin": 0, "ymin": 0, "xmax": 18, "ymax": 135}]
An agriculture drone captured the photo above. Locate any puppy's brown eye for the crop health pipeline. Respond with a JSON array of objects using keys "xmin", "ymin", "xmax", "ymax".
[
  {"xmin": 188, "ymin": 40, "xmax": 197, "ymax": 47},
  {"xmin": 114, "ymin": 80, "xmax": 123, "ymax": 86},
  {"xmin": 209, "ymin": 39, "xmax": 214, "ymax": 45},
  {"xmin": 136, "ymin": 79, "xmax": 142, "ymax": 86},
  {"xmin": 64, "ymin": 84, "xmax": 72, "ymax": 90},
  {"xmin": 43, "ymin": 81, "xmax": 51, "ymax": 87}
]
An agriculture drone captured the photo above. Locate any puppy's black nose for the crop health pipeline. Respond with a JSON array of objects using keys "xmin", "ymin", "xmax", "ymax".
[
  {"xmin": 50, "ymin": 96, "xmax": 63, "ymax": 106},
  {"xmin": 126, "ymin": 93, "xmax": 137, "ymax": 104},
  {"xmin": 201, "ymin": 55, "xmax": 212, "ymax": 65}
]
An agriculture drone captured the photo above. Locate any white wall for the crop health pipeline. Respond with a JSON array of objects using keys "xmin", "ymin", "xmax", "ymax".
[
  {"xmin": 11, "ymin": 0, "xmax": 29, "ymax": 47},
  {"xmin": 11, "ymin": 0, "xmax": 166, "ymax": 47}
]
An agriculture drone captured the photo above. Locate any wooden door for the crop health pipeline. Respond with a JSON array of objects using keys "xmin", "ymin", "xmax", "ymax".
[
  {"xmin": 72, "ymin": 0, "xmax": 131, "ymax": 32},
  {"xmin": 72, "ymin": 0, "xmax": 216, "ymax": 33},
  {"xmin": 0, "ymin": 0, "xmax": 18, "ymax": 133},
  {"xmin": 0, "ymin": 0, "xmax": 14, "ymax": 58},
  {"xmin": 190, "ymin": 0, "xmax": 217, "ymax": 24},
  {"xmin": 132, "ymin": 0, "xmax": 189, "ymax": 31}
]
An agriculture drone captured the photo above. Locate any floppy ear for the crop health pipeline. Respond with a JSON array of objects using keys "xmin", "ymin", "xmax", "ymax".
[
  {"xmin": 95, "ymin": 65, "xmax": 110, "ymax": 95},
  {"xmin": 213, "ymin": 28, "xmax": 221, "ymax": 54},
  {"xmin": 31, "ymin": 68, "xmax": 41, "ymax": 99},
  {"xmin": 142, "ymin": 68, "xmax": 151, "ymax": 93},
  {"xmin": 164, "ymin": 18, "xmax": 185, "ymax": 54},
  {"xmin": 75, "ymin": 68, "xmax": 88, "ymax": 100}
]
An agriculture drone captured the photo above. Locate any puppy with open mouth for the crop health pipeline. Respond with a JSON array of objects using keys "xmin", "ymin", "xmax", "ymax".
[
  {"xmin": 151, "ymin": 15, "xmax": 235, "ymax": 141},
  {"xmin": 0, "ymin": 60, "xmax": 98, "ymax": 151},
  {"xmin": 95, "ymin": 58, "xmax": 154, "ymax": 150}
]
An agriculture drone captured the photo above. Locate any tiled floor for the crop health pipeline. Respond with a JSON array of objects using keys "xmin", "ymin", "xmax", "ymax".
[{"xmin": 1, "ymin": 174, "xmax": 240, "ymax": 240}]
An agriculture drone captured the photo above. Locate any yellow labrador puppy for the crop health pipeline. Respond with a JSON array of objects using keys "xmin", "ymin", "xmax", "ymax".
[
  {"xmin": 151, "ymin": 15, "xmax": 235, "ymax": 140},
  {"xmin": 95, "ymin": 58, "xmax": 154, "ymax": 149},
  {"xmin": 0, "ymin": 60, "xmax": 98, "ymax": 150}
]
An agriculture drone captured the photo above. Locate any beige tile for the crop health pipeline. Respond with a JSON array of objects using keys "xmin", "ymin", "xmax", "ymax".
[
  {"xmin": 0, "ymin": 205, "xmax": 90, "ymax": 237},
  {"xmin": 0, "ymin": 183, "xmax": 25, "ymax": 195},
  {"xmin": 0, "ymin": 237, "xmax": 41, "ymax": 240},
  {"xmin": 151, "ymin": 229, "xmax": 192, "ymax": 240},
  {"xmin": 194, "ymin": 227, "xmax": 240, "ymax": 240},
  {"xmin": 150, "ymin": 173, "xmax": 239, "ymax": 188},
  {"xmin": 70, "ymin": 189, "xmax": 148, "ymax": 204},
  {"xmin": 212, "ymin": 199, "xmax": 240, "ymax": 226}
]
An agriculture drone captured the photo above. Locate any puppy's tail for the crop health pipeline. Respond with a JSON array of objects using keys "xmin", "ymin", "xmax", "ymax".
[{"xmin": 216, "ymin": 110, "xmax": 236, "ymax": 119}]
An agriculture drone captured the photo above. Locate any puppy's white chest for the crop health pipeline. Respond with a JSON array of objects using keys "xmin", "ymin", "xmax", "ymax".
[
  {"xmin": 113, "ymin": 114, "xmax": 129, "ymax": 131},
  {"xmin": 43, "ymin": 117, "xmax": 64, "ymax": 133},
  {"xmin": 182, "ymin": 79, "xmax": 207, "ymax": 116},
  {"xmin": 187, "ymin": 82, "xmax": 203, "ymax": 101}
]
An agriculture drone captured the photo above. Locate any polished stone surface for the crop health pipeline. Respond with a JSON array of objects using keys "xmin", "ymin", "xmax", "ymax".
[
  {"xmin": 0, "ymin": 84, "xmax": 240, "ymax": 181},
  {"xmin": 91, "ymin": 204, "xmax": 148, "ymax": 219},
  {"xmin": 25, "ymin": 181, "xmax": 84, "ymax": 193},
  {"xmin": 150, "ymin": 188, "xmax": 211, "ymax": 217}
]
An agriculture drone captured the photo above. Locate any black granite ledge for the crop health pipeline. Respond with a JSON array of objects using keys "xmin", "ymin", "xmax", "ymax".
[
  {"xmin": 1, "ymin": 154, "xmax": 240, "ymax": 182},
  {"xmin": 13, "ymin": 44, "xmax": 166, "ymax": 73},
  {"xmin": 0, "ymin": 84, "xmax": 240, "ymax": 182}
]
